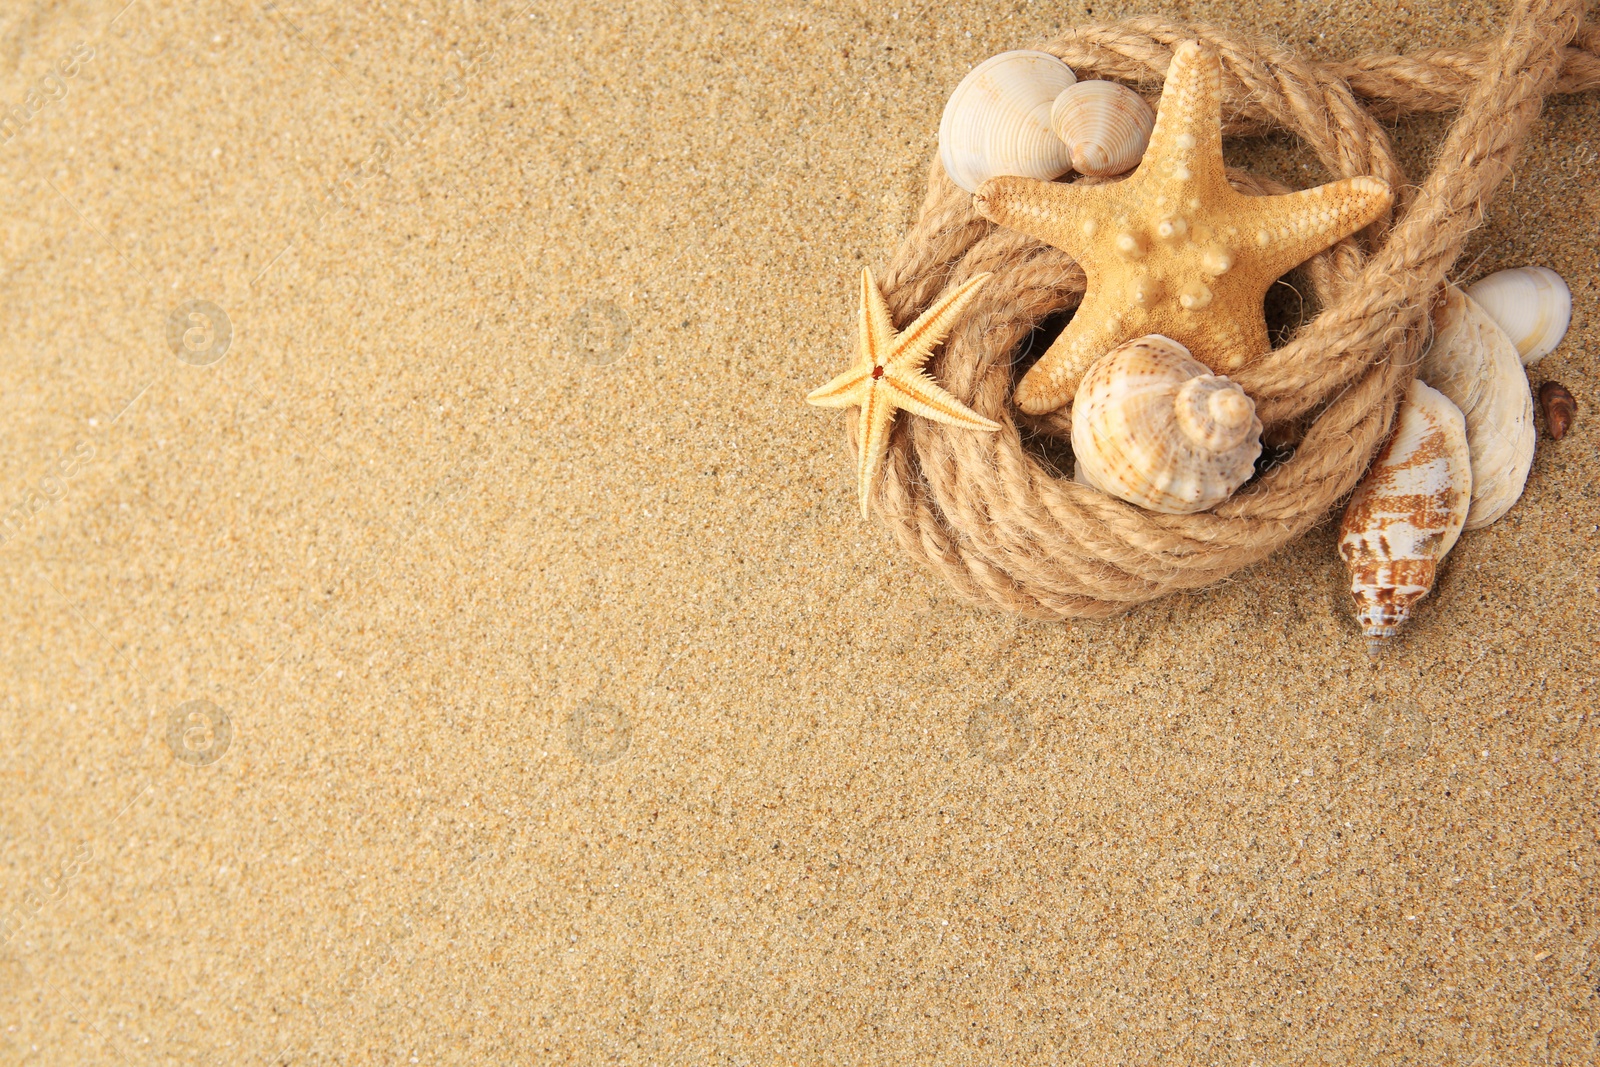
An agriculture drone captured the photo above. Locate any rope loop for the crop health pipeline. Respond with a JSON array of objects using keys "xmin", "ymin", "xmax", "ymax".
[{"xmin": 862, "ymin": 1, "xmax": 1590, "ymax": 620}]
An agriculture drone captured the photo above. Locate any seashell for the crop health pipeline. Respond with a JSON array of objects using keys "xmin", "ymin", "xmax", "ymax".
[
  {"xmin": 939, "ymin": 51, "xmax": 1076, "ymax": 196},
  {"xmin": 1464, "ymin": 266, "xmax": 1571, "ymax": 367},
  {"xmin": 1419, "ymin": 285, "xmax": 1535, "ymax": 530},
  {"xmin": 1539, "ymin": 380, "xmax": 1576, "ymax": 440},
  {"xmin": 1071, "ymin": 334, "xmax": 1263, "ymax": 514},
  {"xmin": 1048, "ymin": 80, "xmax": 1155, "ymax": 177},
  {"xmin": 1338, "ymin": 380, "xmax": 1472, "ymax": 655}
]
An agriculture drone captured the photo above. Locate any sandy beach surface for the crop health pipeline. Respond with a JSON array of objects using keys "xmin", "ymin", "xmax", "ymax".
[{"xmin": 1, "ymin": 0, "xmax": 1596, "ymax": 1062}]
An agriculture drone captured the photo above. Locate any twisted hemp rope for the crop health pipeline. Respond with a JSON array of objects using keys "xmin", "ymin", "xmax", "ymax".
[{"xmin": 859, "ymin": 0, "xmax": 1596, "ymax": 621}]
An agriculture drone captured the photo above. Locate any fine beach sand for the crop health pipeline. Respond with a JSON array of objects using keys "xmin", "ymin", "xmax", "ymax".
[{"xmin": 2, "ymin": 0, "xmax": 1597, "ymax": 1061}]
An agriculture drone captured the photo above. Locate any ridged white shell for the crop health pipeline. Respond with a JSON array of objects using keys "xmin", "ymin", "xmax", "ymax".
[
  {"xmin": 1420, "ymin": 286, "xmax": 1536, "ymax": 530},
  {"xmin": 1048, "ymin": 80, "xmax": 1154, "ymax": 177},
  {"xmin": 1338, "ymin": 380, "xmax": 1471, "ymax": 654},
  {"xmin": 1071, "ymin": 334, "xmax": 1263, "ymax": 514},
  {"xmin": 939, "ymin": 51, "xmax": 1076, "ymax": 196},
  {"xmin": 1464, "ymin": 266, "xmax": 1571, "ymax": 367}
]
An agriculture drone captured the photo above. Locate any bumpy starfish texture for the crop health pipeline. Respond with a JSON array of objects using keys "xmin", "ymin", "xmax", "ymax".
[
  {"xmin": 974, "ymin": 40, "xmax": 1394, "ymax": 415},
  {"xmin": 807, "ymin": 268, "xmax": 1000, "ymax": 517}
]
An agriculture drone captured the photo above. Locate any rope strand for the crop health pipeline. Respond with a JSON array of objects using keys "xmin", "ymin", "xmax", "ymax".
[{"xmin": 861, "ymin": 2, "xmax": 1588, "ymax": 621}]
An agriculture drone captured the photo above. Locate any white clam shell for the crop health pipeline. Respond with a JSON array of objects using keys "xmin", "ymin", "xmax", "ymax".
[
  {"xmin": 1048, "ymin": 80, "xmax": 1154, "ymax": 177},
  {"xmin": 939, "ymin": 51, "xmax": 1076, "ymax": 196},
  {"xmin": 1337, "ymin": 380, "xmax": 1471, "ymax": 652},
  {"xmin": 1420, "ymin": 285, "xmax": 1536, "ymax": 530},
  {"xmin": 1464, "ymin": 266, "xmax": 1571, "ymax": 366},
  {"xmin": 1071, "ymin": 334, "xmax": 1263, "ymax": 514}
]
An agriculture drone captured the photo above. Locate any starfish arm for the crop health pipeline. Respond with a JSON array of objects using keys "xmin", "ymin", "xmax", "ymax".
[
  {"xmin": 973, "ymin": 178, "xmax": 1098, "ymax": 260},
  {"xmin": 805, "ymin": 364, "xmax": 871, "ymax": 408},
  {"xmin": 1143, "ymin": 41, "xmax": 1227, "ymax": 190},
  {"xmin": 889, "ymin": 272, "xmax": 993, "ymax": 368},
  {"xmin": 882, "ymin": 368, "xmax": 1001, "ymax": 432},
  {"xmin": 859, "ymin": 266, "xmax": 895, "ymax": 364},
  {"xmin": 1014, "ymin": 295, "xmax": 1129, "ymax": 414},
  {"xmin": 1247, "ymin": 176, "xmax": 1393, "ymax": 279},
  {"xmin": 855, "ymin": 382, "xmax": 895, "ymax": 518}
]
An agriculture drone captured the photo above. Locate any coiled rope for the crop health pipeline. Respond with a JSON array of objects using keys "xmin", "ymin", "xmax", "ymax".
[{"xmin": 857, "ymin": 0, "xmax": 1593, "ymax": 619}]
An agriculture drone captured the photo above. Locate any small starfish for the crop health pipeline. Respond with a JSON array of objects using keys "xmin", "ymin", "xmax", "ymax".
[
  {"xmin": 807, "ymin": 268, "xmax": 999, "ymax": 517},
  {"xmin": 974, "ymin": 40, "xmax": 1394, "ymax": 415}
]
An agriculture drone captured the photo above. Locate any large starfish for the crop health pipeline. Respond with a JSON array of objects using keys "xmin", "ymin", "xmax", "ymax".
[
  {"xmin": 807, "ymin": 268, "xmax": 999, "ymax": 517},
  {"xmin": 975, "ymin": 40, "xmax": 1394, "ymax": 415}
]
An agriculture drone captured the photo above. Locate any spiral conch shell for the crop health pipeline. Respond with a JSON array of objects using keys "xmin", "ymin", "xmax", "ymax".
[
  {"xmin": 1464, "ymin": 266, "xmax": 1571, "ymax": 367},
  {"xmin": 939, "ymin": 51, "xmax": 1076, "ymax": 195},
  {"xmin": 1048, "ymin": 80, "xmax": 1155, "ymax": 177},
  {"xmin": 1071, "ymin": 334, "xmax": 1263, "ymax": 514},
  {"xmin": 1419, "ymin": 285, "xmax": 1535, "ymax": 530},
  {"xmin": 1338, "ymin": 380, "xmax": 1471, "ymax": 654}
]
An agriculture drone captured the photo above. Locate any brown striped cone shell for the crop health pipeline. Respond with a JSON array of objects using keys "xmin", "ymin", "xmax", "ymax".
[
  {"xmin": 1337, "ymin": 379, "xmax": 1471, "ymax": 653},
  {"xmin": 1539, "ymin": 380, "xmax": 1576, "ymax": 440},
  {"xmin": 939, "ymin": 51, "xmax": 1076, "ymax": 195},
  {"xmin": 1419, "ymin": 285, "xmax": 1535, "ymax": 530},
  {"xmin": 1464, "ymin": 266, "xmax": 1571, "ymax": 367},
  {"xmin": 1071, "ymin": 334, "xmax": 1262, "ymax": 514},
  {"xmin": 1049, "ymin": 80, "xmax": 1155, "ymax": 177}
]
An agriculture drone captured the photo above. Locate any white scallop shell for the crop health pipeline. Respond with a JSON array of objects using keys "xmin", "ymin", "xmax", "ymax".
[
  {"xmin": 1337, "ymin": 379, "xmax": 1471, "ymax": 653},
  {"xmin": 1420, "ymin": 285, "xmax": 1536, "ymax": 530},
  {"xmin": 939, "ymin": 51, "xmax": 1076, "ymax": 196},
  {"xmin": 1071, "ymin": 334, "xmax": 1263, "ymax": 514},
  {"xmin": 1048, "ymin": 80, "xmax": 1154, "ymax": 177},
  {"xmin": 1464, "ymin": 266, "xmax": 1571, "ymax": 367}
]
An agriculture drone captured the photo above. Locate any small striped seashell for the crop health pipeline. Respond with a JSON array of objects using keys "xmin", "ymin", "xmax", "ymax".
[
  {"xmin": 1464, "ymin": 266, "xmax": 1571, "ymax": 367},
  {"xmin": 1338, "ymin": 380, "xmax": 1472, "ymax": 655},
  {"xmin": 1049, "ymin": 80, "xmax": 1155, "ymax": 177},
  {"xmin": 939, "ymin": 51, "xmax": 1076, "ymax": 195},
  {"xmin": 1071, "ymin": 334, "xmax": 1262, "ymax": 514},
  {"xmin": 1419, "ymin": 285, "xmax": 1535, "ymax": 530}
]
